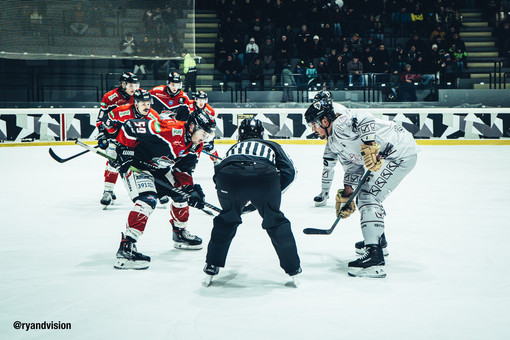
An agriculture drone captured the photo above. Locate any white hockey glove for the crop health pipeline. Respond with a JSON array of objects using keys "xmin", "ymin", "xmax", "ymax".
[
  {"xmin": 335, "ymin": 189, "xmax": 356, "ymax": 218},
  {"xmin": 361, "ymin": 143, "xmax": 383, "ymax": 172}
]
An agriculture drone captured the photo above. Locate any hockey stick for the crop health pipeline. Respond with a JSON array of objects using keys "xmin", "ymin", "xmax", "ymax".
[
  {"xmin": 202, "ymin": 150, "xmax": 223, "ymax": 160},
  {"xmin": 49, "ymin": 145, "xmax": 99, "ymax": 163},
  {"xmin": 303, "ymin": 170, "xmax": 372, "ymax": 235},
  {"xmin": 75, "ymin": 140, "xmax": 222, "ymax": 215}
]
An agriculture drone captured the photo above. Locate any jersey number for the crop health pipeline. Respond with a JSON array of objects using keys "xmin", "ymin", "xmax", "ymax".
[{"xmin": 133, "ymin": 121, "xmax": 147, "ymax": 134}]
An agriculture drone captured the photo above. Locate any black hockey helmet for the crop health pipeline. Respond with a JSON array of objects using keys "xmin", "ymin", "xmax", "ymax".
[
  {"xmin": 313, "ymin": 89, "xmax": 333, "ymax": 104},
  {"xmin": 187, "ymin": 107, "xmax": 216, "ymax": 134},
  {"xmin": 167, "ymin": 71, "xmax": 182, "ymax": 84},
  {"xmin": 238, "ymin": 118, "xmax": 264, "ymax": 141},
  {"xmin": 133, "ymin": 89, "xmax": 152, "ymax": 103},
  {"xmin": 119, "ymin": 71, "xmax": 140, "ymax": 84},
  {"xmin": 195, "ymin": 90, "xmax": 208, "ymax": 100},
  {"xmin": 304, "ymin": 100, "xmax": 336, "ymax": 125}
]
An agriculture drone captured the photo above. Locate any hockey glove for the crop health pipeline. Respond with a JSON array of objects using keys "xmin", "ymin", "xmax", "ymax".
[
  {"xmin": 203, "ymin": 141, "xmax": 214, "ymax": 153},
  {"xmin": 97, "ymin": 133, "xmax": 109, "ymax": 150},
  {"xmin": 174, "ymin": 154, "xmax": 199, "ymax": 172},
  {"xmin": 361, "ymin": 143, "xmax": 383, "ymax": 172},
  {"xmin": 335, "ymin": 189, "xmax": 356, "ymax": 218},
  {"xmin": 183, "ymin": 184, "xmax": 205, "ymax": 209},
  {"xmin": 112, "ymin": 147, "xmax": 135, "ymax": 173}
]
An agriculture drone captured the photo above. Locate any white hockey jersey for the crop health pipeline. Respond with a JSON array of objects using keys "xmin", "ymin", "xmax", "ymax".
[{"xmin": 325, "ymin": 103, "xmax": 419, "ymax": 187}]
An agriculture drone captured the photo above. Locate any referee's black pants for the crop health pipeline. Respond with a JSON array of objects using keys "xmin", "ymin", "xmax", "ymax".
[{"xmin": 206, "ymin": 162, "xmax": 300, "ymax": 275}]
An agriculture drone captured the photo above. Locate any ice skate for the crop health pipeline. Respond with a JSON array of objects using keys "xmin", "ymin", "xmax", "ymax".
[
  {"xmin": 203, "ymin": 263, "xmax": 219, "ymax": 287},
  {"xmin": 114, "ymin": 233, "xmax": 150, "ymax": 270},
  {"xmin": 287, "ymin": 267, "xmax": 302, "ymax": 288},
  {"xmin": 355, "ymin": 233, "xmax": 389, "ymax": 256},
  {"xmin": 348, "ymin": 244, "xmax": 386, "ymax": 278},
  {"xmin": 313, "ymin": 191, "xmax": 329, "ymax": 207},
  {"xmin": 100, "ymin": 190, "xmax": 116, "ymax": 209},
  {"xmin": 172, "ymin": 227, "xmax": 203, "ymax": 250}
]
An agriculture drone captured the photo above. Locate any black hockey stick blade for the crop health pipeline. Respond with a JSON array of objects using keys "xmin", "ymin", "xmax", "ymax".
[
  {"xmin": 302, "ymin": 170, "xmax": 372, "ymax": 235},
  {"xmin": 49, "ymin": 147, "xmax": 94, "ymax": 163}
]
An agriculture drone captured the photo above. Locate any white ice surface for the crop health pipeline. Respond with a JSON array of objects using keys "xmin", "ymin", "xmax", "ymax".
[{"xmin": 1, "ymin": 144, "xmax": 510, "ymax": 339}]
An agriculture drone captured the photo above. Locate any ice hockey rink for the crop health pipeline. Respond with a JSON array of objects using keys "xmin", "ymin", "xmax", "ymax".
[{"xmin": 1, "ymin": 142, "xmax": 510, "ymax": 339}]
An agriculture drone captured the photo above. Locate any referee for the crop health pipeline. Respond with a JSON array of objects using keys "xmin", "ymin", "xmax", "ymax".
[{"xmin": 204, "ymin": 118, "xmax": 301, "ymax": 283}]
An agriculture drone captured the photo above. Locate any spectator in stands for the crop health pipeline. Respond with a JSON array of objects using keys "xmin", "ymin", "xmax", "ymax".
[
  {"xmin": 260, "ymin": 37, "xmax": 276, "ymax": 70},
  {"xmin": 398, "ymin": 64, "xmax": 421, "ymax": 101},
  {"xmin": 438, "ymin": 52, "xmax": 456, "ymax": 87},
  {"xmin": 134, "ymin": 35, "xmax": 153, "ymax": 80},
  {"xmin": 29, "ymin": 8, "xmax": 43, "ymax": 36},
  {"xmin": 320, "ymin": 23, "xmax": 335, "ymax": 48},
  {"xmin": 293, "ymin": 60, "xmax": 307, "ymax": 89},
  {"xmin": 248, "ymin": 57, "xmax": 264, "ymax": 90},
  {"xmin": 317, "ymin": 58, "xmax": 329, "ymax": 86},
  {"xmin": 311, "ymin": 35, "xmax": 326, "ymax": 63},
  {"xmin": 245, "ymin": 37, "xmax": 260, "ymax": 66},
  {"xmin": 349, "ymin": 33, "xmax": 364, "ymax": 57},
  {"xmin": 406, "ymin": 45, "xmax": 419, "ymax": 66},
  {"xmin": 331, "ymin": 4, "xmax": 343, "ymax": 37},
  {"xmin": 296, "ymin": 32, "xmax": 312, "ymax": 64},
  {"xmin": 430, "ymin": 24, "xmax": 446, "ymax": 43},
  {"xmin": 393, "ymin": 7, "xmax": 412, "ymax": 36},
  {"xmin": 391, "ymin": 45, "xmax": 407, "ymax": 73},
  {"xmin": 151, "ymin": 8, "xmax": 165, "ymax": 34},
  {"xmin": 229, "ymin": 36, "xmax": 245, "ymax": 67},
  {"xmin": 495, "ymin": 5, "xmax": 509, "ymax": 28},
  {"xmin": 182, "ymin": 50, "xmax": 197, "ymax": 94},
  {"xmin": 412, "ymin": 54, "xmax": 435, "ymax": 85},
  {"xmin": 306, "ymin": 62, "xmax": 318, "ymax": 88},
  {"xmin": 410, "ymin": 5, "xmax": 425, "ymax": 35},
  {"xmin": 347, "ymin": 55, "xmax": 365, "ymax": 87},
  {"xmin": 430, "ymin": 43, "xmax": 443, "ymax": 76},
  {"xmin": 448, "ymin": 32, "xmax": 466, "ymax": 52},
  {"xmin": 272, "ymin": 59, "xmax": 286, "ymax": 88},
  {"xmin": 162, "ymin": 5, "xmax": 178, "ymax": 33},
  {"xmin": 364, "ymin": 55, "xmax": 377, "ymax": 86},
  {"xmin": 331, "ymin": 53, "xmax": 347, "ymax": 88},
  {"xmin": 120, "ymin": 32, "xmax": 136, "ymax": 69},
  {"xmin": 374, "ymin": 43, "xmax": 391, "ymax": 72},
  {"xmin": 281, "ymin": 63, "xmax": 296, "ymax": 102},
  {"xmin": 70, "ymin": 1, "xmax": 89, "ymax": 36},
  {"xmin": 143, "ymin": 9, "xmax": 154, "ymax": 31},
  {"xmin": 215, "ymin": 36, "xmax": 229, "ymax": 69},
  {"xmin": 406, "ymin": 32, "xmax": 428, "ymax": 55},
  {"xmin": 221, "ymin": 54, "xmax": 242, "ymax": 88},
  {"xmin": 275, "ymin": 34, "xmax": 292, "ymax": 65},
  {"xmin": 262, "ymin": 17, "xmax": 275, "ymax": 40},
  {"xmin": 281, "ymin": 25, "xmax": 296, "ymax": 46},
  {"xmin": 450, "ymin": 44, "xmax": 467, "ymax": 75},
  {"xmin": 249, "ymin": 16, "xmax": 263, "ymax": 43}
]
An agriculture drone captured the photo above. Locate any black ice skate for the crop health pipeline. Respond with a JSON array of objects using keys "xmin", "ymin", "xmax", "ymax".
[
  {"xmin": 100, "ymin": 190, "xmax": 116, "ymax": 208},
  {"xmin": 203, "ymin": 263, "xmax": 219, "ymax": 287},
  {"xmin": 114, "ymin": 233, "xmax": 150, "ymax": 270},
  {"xmin": 287, "ymin": 267, "xmax": 302, "ymax": 288},
  {"xmin": 348, "ymin": 244, "xmax": 386, "ymax": 278},
  {"xmin": 355, "ymin": 233, "xmax": 389, "ymax": 256},
  {"xmin": 172, "ymin": 227, "xmax": 203, "ymax": 250},
  {"xmin": 313, "ymin": 191, "xmax": 329, "ymax": 207}
]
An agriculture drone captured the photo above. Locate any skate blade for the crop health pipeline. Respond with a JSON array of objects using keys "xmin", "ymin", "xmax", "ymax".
[
  {"xmin": 114, "ymin": 258, "xmax": 149, "ymax": 270},
  {"xmin": 173, "ymin": 242, "xmax": 203, "ymax": 250},
  {"xmin": 348, "ymin": 266, "xmax": 386, "ymax": 278},
  {"xmin": 285, "ymin": 276, "xmax": 300, "ymax": 288},
  {"xmin": 203, "ymin": 275, "xmax": 214, "ymax": 287},
  {"xmin": 356, "ymin": 248, "xmax": 389, "ymax": 256},
  {"xmin": 314, "ymin": 201, "xmax": 327, "ymax": 207}
]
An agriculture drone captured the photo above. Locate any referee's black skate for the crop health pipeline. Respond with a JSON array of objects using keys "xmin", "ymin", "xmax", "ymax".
[
  {"xmin": 348, "ymin": 244, "xmax": 386, "ymax": 278},
  {"xmin": 114, "ymin": 233, "xmax": 150, "ymax": 270},
  {"xmin": 203, "ymin": 263, "xmax": 219, "ymax": 287},
  {"xmin": 355, "ymin": 233, "xmax": 389, "ymax": 256},
  {"xmin": 172, "ymin": 226, "xmax": 203, "ymax": 250}
]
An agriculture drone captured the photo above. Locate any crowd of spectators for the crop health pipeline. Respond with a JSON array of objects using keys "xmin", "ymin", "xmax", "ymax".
[{"xmin": 212, "ymin": 0, "xmax": 493, "ymax": 99}]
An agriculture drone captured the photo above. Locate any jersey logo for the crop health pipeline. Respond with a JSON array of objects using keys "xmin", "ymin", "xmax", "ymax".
[
  {"xmin": 108, "ymin": 93, "xmax": 118, "ymax": 101},
  {"xmin": 172, "ymin": 128, "xmax": 183, "ymax": 136},
  {"xmin": 178, "ymin": 97, "xmax": 185, "ymax": 104},
  {"xmin": 154, "ymin": 121, "xmax": 161, "ymax": 133},
  {"xmin": 119, "ymin": 110, "xmax": 131, "ymax": 117},
  {"xmin": 168, "ymin": 100, "xmax": 174, "ymax": 105}
]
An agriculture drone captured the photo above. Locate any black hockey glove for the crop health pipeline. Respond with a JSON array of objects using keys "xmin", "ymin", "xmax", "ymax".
[
  {"xmin": 183, "ymin": 184, "xmax": 205, "ymax": 209},
  {"xmin": 97, "ymin": 133, "xmax": 109, "ymax": 150},
  {"xmin": 111, "ymin": 146, "xmax": 135, "ymax": 173},
  {"xmin": 203, "ymin": 141, "xmax": 214, "ymax": 152},
  {"xmin": 174, "ymin": 154, "xmax": 199, "ymax": 172}
]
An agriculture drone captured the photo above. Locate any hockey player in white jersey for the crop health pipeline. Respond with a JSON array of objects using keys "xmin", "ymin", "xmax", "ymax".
[{"xmin": 305, "ymin": 98, "xmax": 418, "ymax": 278}]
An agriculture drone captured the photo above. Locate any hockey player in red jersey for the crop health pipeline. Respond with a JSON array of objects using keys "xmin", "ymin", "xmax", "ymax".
[
  {"xmin": 149, "ymin": 72, "xmax": 191, "ymax": 121},
  {"xmin": 96, "ymin": 72, "xmax": 140, "ymax": 207},
  {"xmin": 190, "ymin": 90, "xmax": 220, "ymax": 165},
  {"xmin": 111, "ymin": 108, "xmax": 216, "ymax": 269}
]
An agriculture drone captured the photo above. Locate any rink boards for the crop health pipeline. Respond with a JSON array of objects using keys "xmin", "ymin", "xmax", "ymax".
[{"xmin": 1, "ymin": 107, "xmax": 510, "ymax": 144}]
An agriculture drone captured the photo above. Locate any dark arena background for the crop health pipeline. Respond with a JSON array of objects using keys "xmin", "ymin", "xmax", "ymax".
[{"xmin": 1, "ymin": 1, "xmax": 509, "ymax": 339}]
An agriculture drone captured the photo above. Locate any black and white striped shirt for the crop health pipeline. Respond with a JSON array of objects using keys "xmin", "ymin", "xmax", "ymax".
[{"xmin": 226, "ymin": 141, "xmax": 276, "ymax": 164}]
